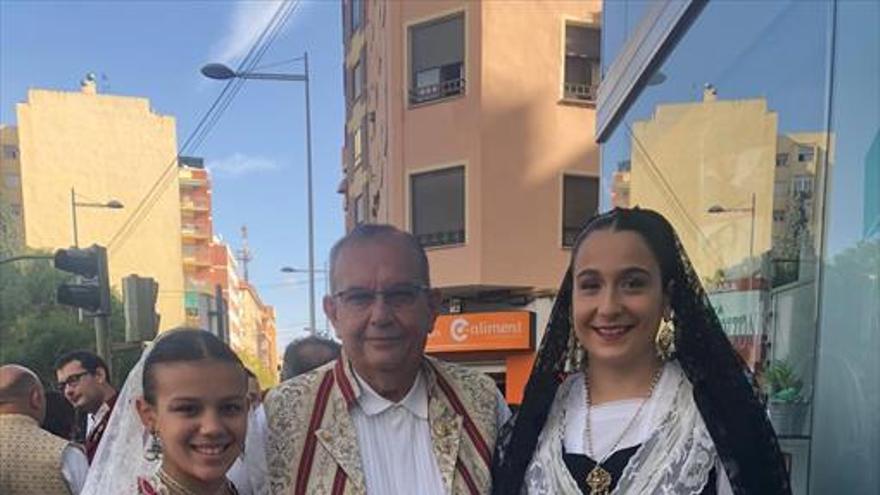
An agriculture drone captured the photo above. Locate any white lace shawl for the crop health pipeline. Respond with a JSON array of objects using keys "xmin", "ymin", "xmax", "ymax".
[
  {"xmin": 522, "ymin": 362, "xmax": 721, "ymax": 495},
  {"xmin": 82, "ymin": 348, "xmax": 159, "ymax": 494}
]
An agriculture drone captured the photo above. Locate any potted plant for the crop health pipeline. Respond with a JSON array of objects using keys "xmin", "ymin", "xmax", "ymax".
[{"xmin": 764, "ymin": 360, "xmax": 808, "ymax": 436}]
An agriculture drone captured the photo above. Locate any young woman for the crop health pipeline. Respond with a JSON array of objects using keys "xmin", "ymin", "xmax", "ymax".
[
  {"xmin": 492, "ymin": 208, "xmax": 790, "ymax": 494},
  {"xmin": 82, "ymin": 329, "xmax": 249, "ymax": 494}
]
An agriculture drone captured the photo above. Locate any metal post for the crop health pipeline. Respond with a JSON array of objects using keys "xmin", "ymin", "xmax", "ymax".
[
  {"xmin": 304, "ymin": 51, "xmax": 316, "ymax": 335},
  {"xmin": 71, "ymin": 188, "xmax": 79, "ymax": 248},
  {"xmin": 748, "ymin": 192, "xmax": 756, "ymax": 291},
  {"xmin": 94, "ymin": 313, "xmax": 111, "ymax": 374}
]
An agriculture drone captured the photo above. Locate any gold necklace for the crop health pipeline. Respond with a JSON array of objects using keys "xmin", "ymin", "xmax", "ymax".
[
  {"xmin": 582, "ymin": 366, "xmax": 663, "ymax": 495},
  {"xmin": 157, "ymin": 467, "xmax": 234, "ymax": 495}
]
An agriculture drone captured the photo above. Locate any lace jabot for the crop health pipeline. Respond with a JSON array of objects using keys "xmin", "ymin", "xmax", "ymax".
[{"xmin": 522, "ymin": 362, "xmax": 718, "ymax": 495}]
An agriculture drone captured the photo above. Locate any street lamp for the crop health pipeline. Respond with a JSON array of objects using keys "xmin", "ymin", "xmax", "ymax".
[
  {"xmin": 708, "ymin": 192, "xmax": 757, "ymax": 290},
  {"xmin": 202, "ymin": 54, "xmax": 317, "ymax": 334},
  {"xmin": 280, "ymin": 265, "xmax": 329, "ymax": 336},
  {"xmin": 71, "ymin": 187, "xmax": 125, "ymax": 247}
]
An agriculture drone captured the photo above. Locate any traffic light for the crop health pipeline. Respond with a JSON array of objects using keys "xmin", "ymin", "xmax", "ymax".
[
  {"xmin": 123, "ymin": 275, "xmax": 159, "ymax": 342},
  {"xmin": 54, "ymin": 245, "xmax": 111, "ymax": 315}
]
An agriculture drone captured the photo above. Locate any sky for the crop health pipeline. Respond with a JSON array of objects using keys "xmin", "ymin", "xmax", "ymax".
[{"xmin": 0, "ymin": 0, "xmax": 346, "ymax": 352}]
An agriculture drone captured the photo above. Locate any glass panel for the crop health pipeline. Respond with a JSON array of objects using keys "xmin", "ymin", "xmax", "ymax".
[
  {"xmin": 809, "ymin": 0, "xmax": 880, "ymax": 492},
  {"xmin": 410, "ymin": 14, "xmax": 464, "ymax": 75},
  {"xmin": 599, "ymin": 2, "xmax": 834, "ymax": 492},
  {"xmin": 601, "ymin": 0, "xmax": 654, "ymax": 76},
  {"xmin": 411, "ymin": 166, "xmax": 465, "ymax": 247},
  {"xmin": 562, "ymin": 175, "xmax": 599, "ymax": 247}
]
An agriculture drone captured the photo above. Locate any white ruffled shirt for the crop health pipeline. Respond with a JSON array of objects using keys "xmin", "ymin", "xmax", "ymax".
[{"xmin": 351, "ymin": 370, "xmax": 447, "ymax": 495}]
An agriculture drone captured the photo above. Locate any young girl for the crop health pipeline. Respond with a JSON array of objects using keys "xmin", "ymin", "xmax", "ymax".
[{"xmin": 81, "ymin": 328, "xmax": 249, "ymax": 494}]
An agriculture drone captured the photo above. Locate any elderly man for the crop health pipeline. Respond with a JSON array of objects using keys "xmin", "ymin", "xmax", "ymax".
[
  {"xmin": 0, "ymin": 364, "xmax": 89, "ymax": 494},
  {"xmin": 264, "ymin": 225, "xmax": 509, "ymax": 495},
  {"xmin": 54, "ymin": 350, "xmax": 117, "ymax": 462}
]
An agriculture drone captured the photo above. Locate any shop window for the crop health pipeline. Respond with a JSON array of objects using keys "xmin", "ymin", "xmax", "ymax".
[
  {"xmin": 563, "ymin": 23, "xmax": 601, "ymax": 102},
  {"xmin": 411, "ymin": 166, "xmax": 465, "ymax": 247},
  {"xmin": 409, "ymin": 14, "xmax": 464, "ymax": 105},
  {"xmin": 562, "ymin": 175, "xmax": 599, "ymax": 247},
  {"xmin": 775, "ymin": 153, "xmax": 789, "ymax": 167}
]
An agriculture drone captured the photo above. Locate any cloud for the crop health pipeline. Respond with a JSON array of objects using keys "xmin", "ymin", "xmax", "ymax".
[
  {"xmin": 210, "ymin": 0, "xmax": 285, "ymax": 66},
  {"xmin": 208, "ymin": 153, "xmax": 281, "ymax": 177}
]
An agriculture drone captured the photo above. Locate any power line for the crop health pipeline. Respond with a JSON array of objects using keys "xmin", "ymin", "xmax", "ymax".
[{"xmin": 106, "ymin": 0, "xmax": 300, "ymax": 254}]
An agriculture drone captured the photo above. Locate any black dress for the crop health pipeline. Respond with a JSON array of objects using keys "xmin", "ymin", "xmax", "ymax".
[{"xmin": 562, "ymin": 445, "xmax": 718, "ymax": 494}]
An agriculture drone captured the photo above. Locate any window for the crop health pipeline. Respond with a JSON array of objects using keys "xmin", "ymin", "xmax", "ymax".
[
  {"xmin": 352, "ymin": 57, "xmax": 364, "ymax": 102},
  {"xmin": 411, "ymin": 166, "xmax": 465, "ymax": 247},
  {"xmin": 797, "ymin": 145, "xmax": 815, "ymax": 162},
  {"xmin": 409, "ymin": 14, "xmax": 464, "ymax": 105},
  {"xmin": 792, "ymin": 175, "xmax": 814, "ymax": 196},
  {"xmin": 352, "ymin": 125, "xmax": 363, "ymax": 167},
  {"xmin": 564, "ymin": 24, "xmax": 601, "ymax": 101},
  {"xmin": 353, "ymin": 193, "xmax": 366, "ymax": 225},
  {"xmin": 562, "ymin": 175, "xmax": 599, "ymax": 247},
  {"xmin": 775, "ymin": 153, "xmax": 789, "ymax": 167},
  {"xmin": 773, "ymin": 209, "xmax": 786, "ymax": 222},
  {"xmin": 350, "ymin": 0, "xmax": 363, "ymax": 33},
  {"xmin": 2, "ymin": 145, "xmax": 17, "ymax": 160},
  {"xmin": 3, "ymin": 173, "xmax": 20, "ymax": 189}
]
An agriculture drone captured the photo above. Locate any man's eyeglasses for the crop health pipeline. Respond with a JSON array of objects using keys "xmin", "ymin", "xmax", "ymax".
[
  {"xmin": 333, "ymin": 284, "xmax": 430, "ymax": 311},
  {"xmin": 57, "ymin": 371, "xmax": 90, "ymax": 391}
]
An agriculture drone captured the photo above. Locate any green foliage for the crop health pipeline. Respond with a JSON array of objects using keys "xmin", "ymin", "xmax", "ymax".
[{"xmin": 763, "ymin": 360, "xmax": 805, "ymax": 403}]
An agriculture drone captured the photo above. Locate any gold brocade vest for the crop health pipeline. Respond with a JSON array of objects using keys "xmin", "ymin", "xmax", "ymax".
[
  {"xmin": 0, "ymin": 414, "xmax": 73, "ymax": 495},
  {"xmin": 265, "ymin": 356, "xmax": 500, "ymax": 495}
]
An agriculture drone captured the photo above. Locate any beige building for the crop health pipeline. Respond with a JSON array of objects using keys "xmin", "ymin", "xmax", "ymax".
[
  {"xmin": 8, "ymin": 79, "xmax": 186, "ymax": 330},
  {"xmin": 617, "ymin": 89, "xmax": 827, "ymax": 285},
  {"xmin": 341, "ymin": 0, "xmax": 602, "ymax": 402}
]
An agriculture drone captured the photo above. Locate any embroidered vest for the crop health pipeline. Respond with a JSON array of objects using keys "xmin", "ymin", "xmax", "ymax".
[
  {"xmin": 0, "ymin": 414, "xmax": 73, "ymax": 495},
  {"xmin": 265, "ymin": 356, "xmax": 500, "ymax": 495}
]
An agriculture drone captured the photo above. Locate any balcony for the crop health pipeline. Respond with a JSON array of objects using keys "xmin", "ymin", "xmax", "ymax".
[
  {"xmin": 416, "ymin": 229, "xmax": 465, "ymax": 248},
  {"xmin": 179, "ymin": 176, "xmax": 207, "ymax": 188},
  {"xmin": 409, "ymin": 63, "xmax": 465, "ymax": 105},
  {"xmin": 180, "ymin": 199, "xmax": 210, "ymax": 212},
  {"xmin": 181, "ymin": 223, "xmax": 210, "ymax": 240},
  {"xmin": 563, "ymin": 82, "xmax": 598, "ymax": 102}
]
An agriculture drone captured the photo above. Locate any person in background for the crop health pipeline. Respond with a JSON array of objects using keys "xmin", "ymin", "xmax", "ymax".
[
  {"xmin": 492, "ymin": 208, "xmax": 790, "ymax": 494},
  {"xmin": 54, "ymin": 350, "xmax": 118, "ymax": 463},
  {"xmin": 280, "ymin": 335, "xmax": 341, "ymax": 381},
  {"xmin": 245, "ymin": 368, "xmax": 263, "ymax": 408},
  {"xmin": 41, "ymin": 389, "xmax": 77, "ymax": 440},
  {"xmin": 0, "ymin": 364, "xmax": 89, "ymax": 494}
]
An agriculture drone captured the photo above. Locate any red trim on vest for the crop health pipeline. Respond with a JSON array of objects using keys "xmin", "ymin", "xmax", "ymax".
[
  {"xmin": 334, "ymin": 357, "xmax": 357, "ymax": 408},
  {"xmin": 85, "ymin": 393, "xmax": 118, "ymax": 463},
  {"xmin": 294, "ymin": 370, "xmax": 335, "ymax": 495},
  {"xmin": 431, "ymin": 366, "xmax": 492, "ymax": 467},
  {"xmin": 331, "ymin": 466, "xmax": 347, "ymax": 495},
  {"xmin": 456, "ymin": 461, "xmax": 480, "ymax": 495}
]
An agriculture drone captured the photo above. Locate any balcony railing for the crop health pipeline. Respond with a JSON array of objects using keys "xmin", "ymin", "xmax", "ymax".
[
  {"xmin": 181, "ymin": 200, "xmax": 210, "ymax": 212},
  {"xmin": 409, "ymin": 77, "xmax": 465, "ymax": 105},
  {"xmin": 415, "ymin": 229, "xmax": 465, "ymax": 248},
  {"xmin": 181, "ymin": 224, "xmax": 210, "ymax": 240},
  {"xmin": 563, "ymin": 82, "xmax": 598, "ymax": 102}
]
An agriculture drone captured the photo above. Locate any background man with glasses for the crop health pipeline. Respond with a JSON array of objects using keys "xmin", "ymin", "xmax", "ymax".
[
  {"xmin": 53, "ymin": 350, "xmax": 117, "ymax": 463},
  {"xmin": 263, "ymin": 224, "xmax": 509, "ymax": 495}
]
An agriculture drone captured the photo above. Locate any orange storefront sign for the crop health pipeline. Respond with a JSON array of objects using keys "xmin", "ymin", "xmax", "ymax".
[{"xmin": 426, "ymin": 311, "xmax": 534, "ymax": 353}]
